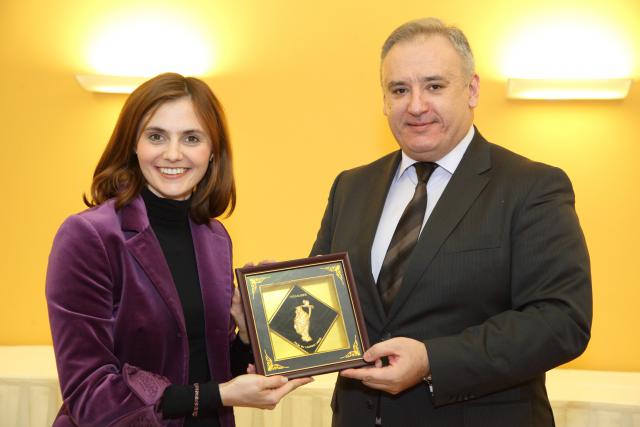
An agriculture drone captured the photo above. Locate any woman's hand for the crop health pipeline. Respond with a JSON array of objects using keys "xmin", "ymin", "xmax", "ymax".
[
  {"xmin": 219, "ymin": 374, "xmax": 313, "ymax": 409},
  {"xmin": 230, "ymin": 287, "xmax": 249, "ymax": 344}
]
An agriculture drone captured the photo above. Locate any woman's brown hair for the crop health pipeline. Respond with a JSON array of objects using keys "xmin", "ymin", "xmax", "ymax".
[{"xmin": 84, "ymin": 73, "xmax": 235, "ymax": 223}]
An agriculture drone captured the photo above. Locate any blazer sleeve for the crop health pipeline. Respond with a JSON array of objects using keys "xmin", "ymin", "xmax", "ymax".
[
  {"xmin": 46, "ymin": 214, "xmax": 171, "ymax": 426},
  {"xmin": 426, "ymin": 166, "xmax": 592, "ymax": 406}
]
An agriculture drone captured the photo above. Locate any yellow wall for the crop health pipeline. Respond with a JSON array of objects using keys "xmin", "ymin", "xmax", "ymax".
[{"xmin": 1, "ymin": 0, "xmax": 638, "ymax": 371}]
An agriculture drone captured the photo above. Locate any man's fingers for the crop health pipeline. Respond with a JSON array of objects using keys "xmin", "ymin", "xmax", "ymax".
[
  {"xmin": 364, "ymin": 340, "xmax": 396, "ymax": 362},
  {"xmin": 340, "ymin": 366, "xmax": 381, "ymax": 381},
  {"xmin": 340, "ymin": 369, "xmax": 364, "ymax": 380}
]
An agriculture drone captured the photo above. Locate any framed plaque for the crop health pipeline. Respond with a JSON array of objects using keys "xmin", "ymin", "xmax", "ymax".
[{"xmin": 235, "ymin": 253, "xmax": 369, "ymax": 378}]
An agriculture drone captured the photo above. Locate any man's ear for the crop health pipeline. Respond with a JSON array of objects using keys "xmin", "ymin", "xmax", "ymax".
[
  {"xmin": 382, "ymin": 94, "xmax": 390, "ymax": 117},
  {"xmin": 468, "ymin": 74, "xmax": 480, "ymax": 108}
]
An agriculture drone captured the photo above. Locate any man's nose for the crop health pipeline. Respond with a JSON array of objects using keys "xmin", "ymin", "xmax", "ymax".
[
  {"xmin": 408, "ymin": 91, "xmax": 429, "ymax": 116},
  {"xmin": 163, "ymin": 140, "xmax": 183, "ymax": 161}
]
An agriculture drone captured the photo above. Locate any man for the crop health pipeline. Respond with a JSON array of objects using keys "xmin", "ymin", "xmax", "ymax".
[{"xmin": 310, "ymin": 18, "xmax": 591, "ymax": 427}]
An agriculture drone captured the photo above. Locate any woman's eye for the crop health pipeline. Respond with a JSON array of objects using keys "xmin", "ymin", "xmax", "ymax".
[
  {"xmin": 392, "ymin": 88, "xmax": 408, "ymax": 95},
  {"xmin": 185, "ymin": 135, "xmax": 200, "ymax": 144},
  {"xmin": 148, "ymin": 134, "xmax": 163, "ymax": 142}
]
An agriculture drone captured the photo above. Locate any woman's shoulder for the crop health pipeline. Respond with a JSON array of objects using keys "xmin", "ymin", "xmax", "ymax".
[
  {"xmin": 65, "ymin": 198, "xmax": 118, "ymax": 225},
  {"xmin": 56, "ymin": 198, "xmax": 127, "ymax": 243},
  {"xmin": 202, "ymin": 218, "xmax": 231, "ymax": 240},
  {"xmin": 48, "ymin": 200, "xmax": 127, "ymax": 268}
]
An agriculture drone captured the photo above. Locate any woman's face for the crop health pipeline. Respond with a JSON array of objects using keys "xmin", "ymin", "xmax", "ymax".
[{"xmin": 136, "ymin": 97, "xmax": 212, "ymax": 200}]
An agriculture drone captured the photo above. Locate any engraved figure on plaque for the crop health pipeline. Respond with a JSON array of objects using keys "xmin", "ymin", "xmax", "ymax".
[
  {"xmin": 294, "ymin": 299, "xmax": 314, "ymax": 342},
  {"xmin": 268, "ymin": 285, "xmax": 338, "ymax": 354}
]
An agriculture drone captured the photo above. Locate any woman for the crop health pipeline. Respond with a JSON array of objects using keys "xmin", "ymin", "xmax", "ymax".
[{"xmin": 46, "ymin": 73, "xmax": 311, "ymax": 426}]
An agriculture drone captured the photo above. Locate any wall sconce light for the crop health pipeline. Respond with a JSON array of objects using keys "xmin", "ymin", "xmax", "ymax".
[
  {"xmin": 75, "ymin": 74, "xmax": 148, "ymax": 94},
  {"xmin": 77, "ymin": 11, "xmax": 213, "ymax": 94},
  {"xmin": 506, "ymin": 78, "xmax": 632, "ymax": 100},
  {"xmin": 501, "ymin": 16, "xmax": 634, "ymax": 101}
]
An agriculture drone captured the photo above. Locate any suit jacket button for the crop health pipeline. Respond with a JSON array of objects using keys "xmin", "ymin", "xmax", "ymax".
[
  {"xmin": 366, "ymin": 399, "xmax": 374, "ymax": 409},
  {"xmin": 381, "ymin": 331, "xmax": 391, "ymax": 340}
]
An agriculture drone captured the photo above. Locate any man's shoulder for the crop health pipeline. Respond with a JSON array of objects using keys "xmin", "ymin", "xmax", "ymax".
[
  {"xmin": 339, "ymin": 151, "xmax": 400, "ymax": 179},
  {"xmin": 481, "ymin": 137, "xmax": 563, "ymax": 176},
  {"xmin": 478, "ymin": 137, "xmax": 571, "ymax": 192}
]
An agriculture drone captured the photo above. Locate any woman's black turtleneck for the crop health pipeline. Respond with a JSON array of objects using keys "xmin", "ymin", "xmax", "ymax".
[{"xmin": 141, "ymin": 187, "xmax": 222, "ymax": 425}]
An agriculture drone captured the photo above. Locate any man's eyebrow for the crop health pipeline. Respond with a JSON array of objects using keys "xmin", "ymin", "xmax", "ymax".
[
  {"xmin": 385, "ymin": 75, "xmax": 450, "ymax": 90},
  {"xmin": 420, "ymin": 75, "xmax": 449, "ymax": 83},
  {"xmin": 386, "ymin": 80, "xmax": 407, "ymax": 90}
]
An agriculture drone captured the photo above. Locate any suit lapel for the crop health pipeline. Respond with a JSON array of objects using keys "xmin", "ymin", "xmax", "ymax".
[
  {"xmin": 121, "ymin": 196, "xmax": 187, "ymax": 335},
  {"xmin": 355, "ymin": 152, "xmax": 402, "ymax": 325},
  {"xmin": 385, "ymin": 132, "xmax": 492, "ymax": 322}
]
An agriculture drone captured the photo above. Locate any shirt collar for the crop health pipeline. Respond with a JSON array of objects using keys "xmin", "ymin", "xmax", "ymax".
[{"xmin": 397, "ymin": 125, "xmax": 475, "ymax": 180}]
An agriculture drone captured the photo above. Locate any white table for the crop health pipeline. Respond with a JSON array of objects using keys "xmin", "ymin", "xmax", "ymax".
[
  {"xmin": 235, "ymin": 370, "xmax": 640, "ymax": 427},
  {"xmin": 2, "ymin": 346, "xmax": 639, "ymax": 427},
  {"xmin": 0, "ymin": 346, "xmax": 62, "ymax": 427},
  {"xmin": 546, "ymin": 369, "xmax": 640, "ymax": 427}
]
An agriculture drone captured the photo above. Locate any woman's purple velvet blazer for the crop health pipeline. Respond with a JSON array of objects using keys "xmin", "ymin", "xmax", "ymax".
[{"xmin": 46, "ymin": 195, "xmax": 237, "ymax": 426}]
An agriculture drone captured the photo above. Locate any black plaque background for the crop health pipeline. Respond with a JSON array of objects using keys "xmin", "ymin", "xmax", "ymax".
[{"xmin": 268, "ymin": 284, "xmax": 339, "ymax": 354}]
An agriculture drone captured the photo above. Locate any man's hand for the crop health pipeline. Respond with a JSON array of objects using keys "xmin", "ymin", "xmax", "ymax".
[{"xmin": 340, "ymin": 337, "xmax": 430, "ymax": 395}]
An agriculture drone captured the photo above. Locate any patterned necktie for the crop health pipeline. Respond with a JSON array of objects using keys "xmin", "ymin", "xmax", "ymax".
[{"xmin": 378, "ymin": 162, "xmax": 437, "ymax": 313}]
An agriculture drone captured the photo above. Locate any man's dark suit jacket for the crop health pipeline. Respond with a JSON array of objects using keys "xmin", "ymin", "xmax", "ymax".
[{"xmin": 310, "ymin": 130, "xmax": 592, "ymax": 427}]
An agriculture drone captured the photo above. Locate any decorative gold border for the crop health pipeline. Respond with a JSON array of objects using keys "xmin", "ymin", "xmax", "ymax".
[
  {"xmin": 340, "ymin": 336, "xmax": 361, "ymax": 359},
  {"xmin": 264, "ymin": 352, "xmax": 288, "ymax": 372},
  {"xmin": 320, "ymin": 265, "xmax": 343, "ymax": 282},
  {"xmin": 241, "ymin": 257, "xmax": 366, "ymax": 376},
  {"xmin": 247, "ymin": 276, "xmax": 270, "ymax": 298}
]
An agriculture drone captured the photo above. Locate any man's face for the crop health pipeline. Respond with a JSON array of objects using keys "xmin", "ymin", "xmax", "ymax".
[{"xmin": 381, "ymin": 35, "xmax": 479, "ymax": 162}]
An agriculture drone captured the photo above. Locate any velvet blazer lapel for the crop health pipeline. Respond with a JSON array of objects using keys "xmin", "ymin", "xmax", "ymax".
[
  {"xmin": 384, "ymin": 131, "xmax": 492, "ymax": 323},
  {"xmin": 191, "ymin": 222, "xmax": 233, "ymax": 332},
  {"xmin": 191, "ymin": 220, "xmax": 234, "ymax": 382},
  {"xmin": 119, "ymin": 195, "xmax": 233, "ymax": 355},
  {"xmin": 120, "ymin": 196, "xmax": 188, "ymax": 336}
]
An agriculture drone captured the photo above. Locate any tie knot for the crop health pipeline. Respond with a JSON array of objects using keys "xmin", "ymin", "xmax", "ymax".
[{"xmin": 414, "ymin": 162, "xmax": 437, "ymax": 183}]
